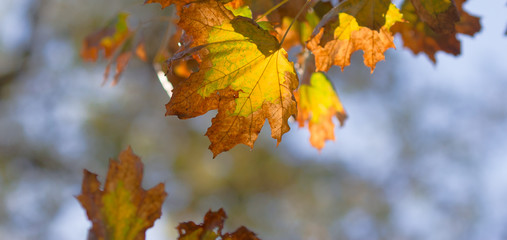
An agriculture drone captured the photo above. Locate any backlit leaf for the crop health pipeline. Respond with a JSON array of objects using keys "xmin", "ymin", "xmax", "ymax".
[
  {"xmin": 294, "ymin": 72, "xmax": 347, "ymax": 150},
  {"xmin": 307, "ymin": 0, "xmax": 403, "ymax": 72},
  {"xmin": 76, "ymin": 147, "xmax": 167, "ymax": 240},
  {"xmin": 165, "ymin": 0, "xmax": 298, "ymax": 157}
]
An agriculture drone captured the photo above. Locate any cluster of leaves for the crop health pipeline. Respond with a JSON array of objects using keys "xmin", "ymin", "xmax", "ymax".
[
  {"xmin": 82, "ymin": 0, "xmax": 481, "ymax": 156},
  {"xmin": 78, "ymin": 147, "xmax": 259, "ymax": 240}
]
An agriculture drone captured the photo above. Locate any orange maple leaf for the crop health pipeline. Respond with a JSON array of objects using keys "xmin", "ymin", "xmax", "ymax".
[{"xmin": 307, "ymin": 0, "xmax": 403, "ymax": 73}]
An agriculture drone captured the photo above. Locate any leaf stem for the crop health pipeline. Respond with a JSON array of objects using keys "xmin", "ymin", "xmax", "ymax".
[
  {"xmin": 255, "ymin": 0, "xmax": 290, "ymax": 22},
  {"xmin": 279, "ymin": 0, "xmax": 312, "ymax": 48},
  {"xmin": 301, "ymin": 49, "xmax": 315, "ymax": 85}
]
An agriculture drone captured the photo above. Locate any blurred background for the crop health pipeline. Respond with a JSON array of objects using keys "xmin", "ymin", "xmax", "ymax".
[{"xmin": 1, "ymin": 0, "xmax": 506, "ymax": 239}]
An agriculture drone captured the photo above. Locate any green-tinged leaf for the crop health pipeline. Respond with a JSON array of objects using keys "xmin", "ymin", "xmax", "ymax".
[
  {"xmin": 77, "ymin": 147, "xmax": 167, "ymax": 240},
  {"xmin": 165, "ymin": 0, "xmax": 298, "ymax": 157},
  {"xmin": 295, "ymin": 72, "xmax": 347, "ymax": 150}
]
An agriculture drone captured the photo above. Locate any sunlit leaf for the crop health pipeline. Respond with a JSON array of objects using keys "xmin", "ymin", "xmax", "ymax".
[
  {"xmin": 294, "ymin": 72, "xmax": 347, "ymax": 150},
  {"xmin": 307, "ymin": 0, "xmax": 403, "ymax": 72},
  {"xmin": 165, "ymin": 0, "xmax": 298, "ymax": 157}
]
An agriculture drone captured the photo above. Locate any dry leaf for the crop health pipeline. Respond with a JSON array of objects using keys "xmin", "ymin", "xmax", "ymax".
[{"xmin": 177, "ymin": 209, "xmax": 260, "ymax": 240}]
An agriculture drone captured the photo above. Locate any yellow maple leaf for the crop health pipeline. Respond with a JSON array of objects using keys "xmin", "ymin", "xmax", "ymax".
[
  {"xmin": 307, "ymin": 0, "xmax": 403, "ymax": 73},
  {"xmin": 294, "ymin": 72, "xmax": 347, "ymax": 150},
  {"xmin": 165, "ymin": 0, "xmax": 298, "ymax": 157},
  {"xmin": 76, "ymin": 147, "xmax": 167, "ymax": 240}
]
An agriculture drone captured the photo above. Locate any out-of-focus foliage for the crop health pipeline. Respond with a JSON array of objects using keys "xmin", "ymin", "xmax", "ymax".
[
  {"xmin": 81, "ymin": 13, "xmax": 147, "ymax": 85},
  {"xmin": 392, "ymin": 0, "xmax": 480, "ymax": 62},
  {"xmin": 294, "ymin": 72, "xmax": 347, "ymax": 150},
  {"xmin": 77, "ymin": 147, "xmax": 166, "ymax": 240}
]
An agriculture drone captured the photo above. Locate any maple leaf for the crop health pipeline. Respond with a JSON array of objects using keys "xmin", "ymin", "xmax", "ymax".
[
  {"xmin": 177, "ymin": 208, "xmax": 260, "ymax": 240},
  {"xmin": 81, "ymin": 13, "xmax": 146, "ymax": 85},
  {"xmin": 165, "ymin": 0, "xmax": 298, "ymax": 157},
  {"xmin": 294, "ymin": 72, "xmax": 347, "ymax": 150},
  {"xmin": 392, "ymin": 0, "xmax": 480, "ymax": 62},
  {"xmin": 77, "ymin": 147, "xmax": 167, "ymax": 240},
  {"xmin": 307, "ymin": 0, "xmax": 404, "ymax": 73}
]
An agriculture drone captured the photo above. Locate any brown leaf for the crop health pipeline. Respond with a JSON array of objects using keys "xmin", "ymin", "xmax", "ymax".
[
  {"xmin": 111, "ymin": 52, "xmax": 132, "ymax": 86},
  {"xmin": 454, "ymin": 0, "xmax": 481, "ymax": 36},
  {"xmin": 177, "ymin": 209, "xmax": 260, "ymax": 240},
  {"xmin": 76, "ymin": 146, "xmax": 167, "ymax": 240},
  {"xmin": 410, "ymin": 0, "xmax": 460, "ymax": 34},
  {"xmin": 392, "ymin": 0, "xmax": 480, "ymax": 62}
]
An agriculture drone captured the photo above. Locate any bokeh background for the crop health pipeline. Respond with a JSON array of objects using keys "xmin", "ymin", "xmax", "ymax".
[{"xmin": 1, "ymin": 0, "xmax": 506, "ymax": 239}]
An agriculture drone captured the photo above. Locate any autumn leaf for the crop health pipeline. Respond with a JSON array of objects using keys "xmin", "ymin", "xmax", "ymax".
[
  {"xmin": 307, "ymin": 0, "xmax": 403, "ymax": 73},
  {"xmin": 410, "ymin": 0, "xmax": 460, "ymax": 34},
  {"xmin": 81, "ymin": 13, "xmax": 146, "ymax": 85},
  {"xmin": 165, "ymin": 0, "xmax": 298, "ymax": 157},
  {"xmin": 177, "ymin": 209, "xmax": 260, "ymax": 240},
  {"xmin": 294, "ymin": 72, "xmax": 347, "ymax": 150},
  {"xmin": 392, "ymin": 0, "xmax": 480, "ymax": 62},
  {"xmin": 76, "ymin": 146, "xmax": 167, "ymax": 240},
  {"xmin": 225, "ymin": 0, "xmax": 253, "ymax": 18}
]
